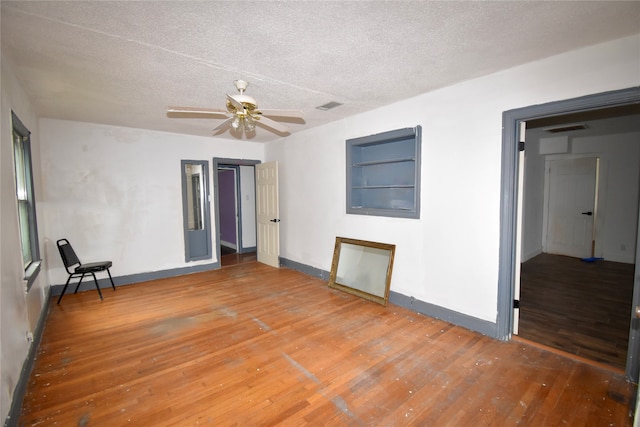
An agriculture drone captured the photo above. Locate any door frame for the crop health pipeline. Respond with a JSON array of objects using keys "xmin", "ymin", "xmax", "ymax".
[
  {"xmin": 217, "ymin": 166, "xmax": 239, "ymax": 250},
  {"xmin": 497, "ymin": 86, "xmax": 640, "ymax": 380},
  {"xmin": 212, "ymin": 158, "xmax": 260, "ymax": 264}
]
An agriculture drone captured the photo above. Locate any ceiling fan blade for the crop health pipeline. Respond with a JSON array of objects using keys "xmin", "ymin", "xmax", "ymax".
[
  {"xmin": 226, "ymin": 94, "xmax": 245, "ymax": 112},
  {"xmin": 167, "ymin": 106, "xmax": 228, "ymax": 117},
  {"xmin": 255, "ymin": 115, "xmax": 290, "ymax": 134},
  {"xmin": 258, "ymin": 109, "xmax": 305, "ymax": 119},
  {"xmin": 213, "ymin": 117, "xmax": 234, "ymax": 132}
]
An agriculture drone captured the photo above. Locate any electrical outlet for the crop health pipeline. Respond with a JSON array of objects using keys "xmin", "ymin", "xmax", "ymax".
[{"xmin": 26, "ymin": 332, "xmax": 34, "ymax": 342}]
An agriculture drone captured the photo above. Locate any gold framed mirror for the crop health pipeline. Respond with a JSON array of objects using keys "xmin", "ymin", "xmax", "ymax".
[{"xmin": 328, "ymin": 237, "xmax": 396, "ymax": 305}]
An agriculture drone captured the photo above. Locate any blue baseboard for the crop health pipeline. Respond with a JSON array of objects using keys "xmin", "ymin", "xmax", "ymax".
[
  {"xmin": 52, "ymin": 257, "xmax": 500, "ymax": 337},
  {"xmin": 279, "ymin": 257, "xmax": 330, "ymax": 280},
  {"xmin": 4, "ymin": 287, "xmax": 51, "ymax": 427},
  {"xmin": 279, "ymin": 257, "xmax": 498, "ymax": 338},
  {"xmin": 388, "ymin": 292, "xmax": 498, "ymax": 338},
  {"xmin": 50, "ymin": 261, "xmax": 220, "ymax": 296},
  {"xmin": 10, "ymin": 258, "xmax": 500, "ymax": 426}
]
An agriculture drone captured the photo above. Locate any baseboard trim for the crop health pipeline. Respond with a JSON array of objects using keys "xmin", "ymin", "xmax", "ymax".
[
  {"xmin": 279, "ymin": 257, "xmax": 330, "ymax": 280},
  {"xmin": 50, "ymin": 261, "xmax": 220, "ymax": 296},
  {"xmin": 4, "ymin": 287, "xmax": 52, "ymax": 427},
  {"xmin": 521, "ymin": 248, "xmax": 542, "ymax": 263},
  {"xmin": 513, "ymin": 336, "xmax": 625, "ymax": 375},
  {"xmin": 10, "ymin": 258, "xmax": 499, "ymax": 426},
  {"xmin": 279, "ymin": 257, "xmax": 498, "ymax": 338},
  {"xmin": 220, "ymin": 241, "xmax": 236, "ymax": 250},
  {"xmin": 389, "ymin": 291, "xmax": 498, "ymax": 338}
]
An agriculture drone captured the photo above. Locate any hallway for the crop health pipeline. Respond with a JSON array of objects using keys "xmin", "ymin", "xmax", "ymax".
[{"xmin": 518, "ymin": 253, "xmax": 635, "ymax": 370}]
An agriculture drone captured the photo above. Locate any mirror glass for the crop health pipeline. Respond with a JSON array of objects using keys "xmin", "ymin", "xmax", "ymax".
[
  {"xmin": 184, "ymin": 163, "xmax": 204, "ymax": 230},
  {"xmin": 328, "ymin": 237, "xmax": 395, "ymax": 305}
]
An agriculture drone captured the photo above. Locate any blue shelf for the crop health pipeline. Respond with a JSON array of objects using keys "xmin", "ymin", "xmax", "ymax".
[{"xmin": 346, "ymin": 126, "xmax": 421, "ymax": 219}]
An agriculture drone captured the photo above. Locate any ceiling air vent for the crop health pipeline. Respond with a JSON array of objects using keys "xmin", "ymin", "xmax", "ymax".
[
  {"xmin": 316, "ymin": 101, "xmax": 343, "ymax": 111},
  {"xmin": 544, "ymin": 123, "xmax": 588, "ymax": 133}
]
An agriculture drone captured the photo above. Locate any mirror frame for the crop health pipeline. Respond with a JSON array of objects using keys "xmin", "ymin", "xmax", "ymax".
[
  {"xmin": 328, "ymin": 237, "xmax": 396, "ymax": 306},
  {"xmin": 181, "ymin": 160, "xmax": 212, "ymax": 262}
]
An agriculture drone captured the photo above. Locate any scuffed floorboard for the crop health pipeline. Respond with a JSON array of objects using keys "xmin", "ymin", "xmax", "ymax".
[{"xmin": 20, "ymin": 262, "xmax": 635, "ymax": 426}]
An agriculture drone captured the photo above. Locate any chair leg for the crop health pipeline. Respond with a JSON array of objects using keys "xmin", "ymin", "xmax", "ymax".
[
  {"xmin": 57, "ymin": 276, "xmax": 73, "ymax": 304},
  {"xmin": 91, "ymin": 273, "xmax": 104, "ymax": 300},
  {"xmin": 106, "ymin": 268, "xmax": 116, "ymax": 291},
  {"xmin": 73, "ymin": 274, "xmax": 86, "ymax": 294}
]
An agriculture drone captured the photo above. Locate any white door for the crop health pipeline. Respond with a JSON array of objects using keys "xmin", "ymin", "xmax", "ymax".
[
  {"xmin": 513, "ymin": 122, "xmax": 526, "ymax": 334},
  {"xmin": 545, "ymin": 157, "xmax": 598, "ymax": 259},
  {"xmin": 256, "ymin": 162, "xmax": 280, "ymax": 268}
]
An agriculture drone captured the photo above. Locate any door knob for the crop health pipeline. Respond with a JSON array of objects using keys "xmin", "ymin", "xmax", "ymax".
[
  {"xmin": 581, "ymin": 211, "xmax": 593, "ymax": 216},
  {"xmin": 270, "ymin": 219, "xmax": 281, "ymax": 223}
]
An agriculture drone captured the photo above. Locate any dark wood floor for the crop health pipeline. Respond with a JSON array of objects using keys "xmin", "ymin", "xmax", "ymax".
[
  {"xmin": 19, "ymin": 262, "xmax": 635, "ymax": 425},
  {"xmin": 519, "ymin": 253, "xmax": 635, "ymax": 370},
  {"xmin": 220, "ymin": 245, "xmax": 256, "ymax": 267}
]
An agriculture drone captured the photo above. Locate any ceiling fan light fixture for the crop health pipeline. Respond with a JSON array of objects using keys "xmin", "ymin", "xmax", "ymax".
[
  {"xmin": 244, "ymin": 115, "xmax": 256, "ymax": 132},
  {"xmin": 234, "ymin": 79, "xmax": 249, "ymax": 94},
  {"xmin": 168, "ymin": 80, "xmax": 305, "ymax": 136}
]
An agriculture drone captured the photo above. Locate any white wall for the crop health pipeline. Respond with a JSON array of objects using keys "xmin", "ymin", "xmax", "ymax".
[
  {"xmin": 2, "ymin": 61, "xmax": 266, "ymax": 421},
  {"xmin": 239, "ymin": 165, "xmax": 256, "ymax": 249},
  {"xmin": 266, "ymin": 34, "xmax": 640, "ymax": 323},
  {"xmin": 1, "ymin": 57, "xmax": 47, "ymax": 422},
  {"xmin": 39, "ymin": 119, "xmax": 265, "ymax": 286},
  {"xmin": 3, "ymin": 32, "xmax": 639, "ymax": 422},
  {"xmin": 573, "ymin": 132, "xmax": 640, "ymax": 263},
  {"xmin": 523, "ymin": 131, "xmax": 640, "ymax": 264},
  {"xmin": 521, "ymin": 137, "xmax": 546, "ymax": 261}
]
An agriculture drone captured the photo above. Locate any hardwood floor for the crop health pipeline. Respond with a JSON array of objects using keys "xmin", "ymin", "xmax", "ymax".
[
  {"xmin": 20, "ymin": 262, "xmax": 635, "ymax": 426},
  {"xmin": 519, "ymin": 253, "xmax": 635, "ymax": 370},
  {"xmin": 220, "ymin": 251, "xmax": 256, "ymax": 267},
  {"xmin": 220, "ymin": 245, "xmax": 256, "ymax": 267}
]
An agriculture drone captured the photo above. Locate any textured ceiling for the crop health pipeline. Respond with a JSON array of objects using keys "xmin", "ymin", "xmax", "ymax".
[{"xmin": 2, "ymin": 1, "xmax": 640, "ymax": 142}]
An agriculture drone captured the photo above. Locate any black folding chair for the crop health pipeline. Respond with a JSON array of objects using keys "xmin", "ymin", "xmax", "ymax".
[{"xmin": 56, "ymin": 238, "xmax": 116, "ymax": 304}]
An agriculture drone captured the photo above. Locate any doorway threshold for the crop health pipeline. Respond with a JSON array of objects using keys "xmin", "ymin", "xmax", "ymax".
[{"xmin": 513, "ymin": 336, "xmax": 626, "ymax": 376}]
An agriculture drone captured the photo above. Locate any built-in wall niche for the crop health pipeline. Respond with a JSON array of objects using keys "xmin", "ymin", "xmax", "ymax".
[{"xmin": 346, "ymin": 126, "xmax": 421, "ymax": 218}]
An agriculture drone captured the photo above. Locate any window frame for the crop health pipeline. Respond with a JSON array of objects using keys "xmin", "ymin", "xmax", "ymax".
[{"xmin": 12, "ymin": 111, "xmax": 41, "ymax": 289}]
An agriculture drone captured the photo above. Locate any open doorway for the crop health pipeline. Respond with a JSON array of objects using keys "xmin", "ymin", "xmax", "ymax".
[
  {"xmin": 518, "ymin": 106, "xmax": 640, "ymax": 370},
  {"xmin": 218, "ymin": 166, "xmax": 240, "ymax": 252},
  {"xmin": 498, "ymin": 87, "xmax": 640, "ymax": 380},
  {"xmin": 213, "ymin": 158, "xmax": 259, "ymax": 267}
]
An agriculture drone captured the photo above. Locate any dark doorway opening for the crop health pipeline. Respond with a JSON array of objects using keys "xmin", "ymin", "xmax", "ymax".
[
  {"xmin": 498, "ymin": 87, "xmax": 640, "ymax": 380},
  {"xmin": 518, "ymin": 104, "xmax": 640, "ymax": 371},
  {"xmin": 213, "ymin": 158, "xmax": 259, "ymax": 268}
]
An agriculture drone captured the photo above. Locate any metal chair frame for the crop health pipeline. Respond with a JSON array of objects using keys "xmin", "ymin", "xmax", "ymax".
[{"xmin": 56, "ymin": 238, "xmax": 116, "ymax": 304}]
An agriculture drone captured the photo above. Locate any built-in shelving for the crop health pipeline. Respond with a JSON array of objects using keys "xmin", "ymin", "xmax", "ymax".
[
  {"xmin": 352, "ymin": 157, "xmax": 416, "ymax": 167},
  {"xmin": 346, "ymin": 126, "xmax": 421, "ymax": 219}
]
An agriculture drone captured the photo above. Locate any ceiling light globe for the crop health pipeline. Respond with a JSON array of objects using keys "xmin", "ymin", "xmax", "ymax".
[{"xmin": 245, "ymin": 116, "xmax": 256, "ymax": 132}]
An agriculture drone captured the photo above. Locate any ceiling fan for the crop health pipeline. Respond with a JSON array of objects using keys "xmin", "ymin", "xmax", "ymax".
[{"xmin": 167, "ymin": 80, "xmax": 304, "ymax": 135}]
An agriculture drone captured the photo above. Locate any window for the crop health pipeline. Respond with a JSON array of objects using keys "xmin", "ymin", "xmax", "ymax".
[
  {"xmin": 346, "ymin": 126, "xmax": 422, "ymax": 218},
  {"xmin": 12, "ymin": 111, "xmax": 41, "ymax": 288}
]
